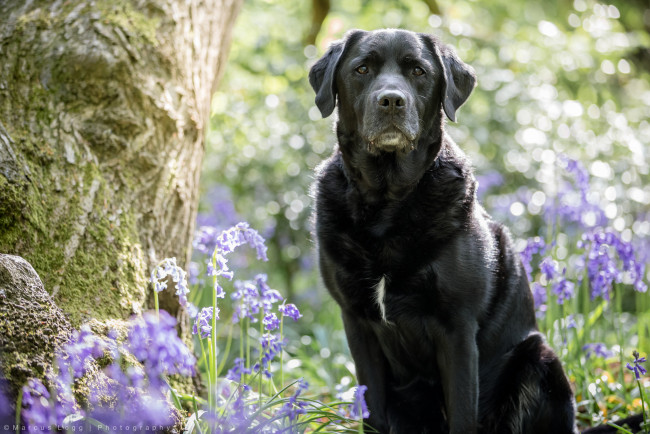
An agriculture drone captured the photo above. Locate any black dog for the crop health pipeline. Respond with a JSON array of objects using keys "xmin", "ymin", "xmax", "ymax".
[{"xmin": 309, "ymin": 29, "xmax": 579, "ymax": 434}]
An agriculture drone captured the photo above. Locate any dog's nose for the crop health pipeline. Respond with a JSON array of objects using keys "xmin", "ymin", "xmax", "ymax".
[{"xmin": 377, "ymin": 90, "xmax": 406, "ymax": 110}]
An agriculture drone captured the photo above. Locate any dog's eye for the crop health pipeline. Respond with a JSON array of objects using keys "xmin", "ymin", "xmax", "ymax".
[
  {"xmin": 356, "ymin": 65, "xmax": 369, "ymax": 75},
  {"xmin": 413, "ymin": 67, "xmax": 425, "ymax": 76}
]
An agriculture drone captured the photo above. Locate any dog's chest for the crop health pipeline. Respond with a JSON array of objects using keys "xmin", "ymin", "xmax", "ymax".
[
  {"xmin": 318, "ymin": 197, "xmax": 452, "ymax": 322},
  {"xmin": 326, "ymin": 229, "xmax": 443, "ymax": 324}
]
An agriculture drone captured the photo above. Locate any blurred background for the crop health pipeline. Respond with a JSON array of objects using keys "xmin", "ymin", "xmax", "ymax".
[{"xmin": 192, "ymin": 0, "xmax": 649, "ymax": 397}]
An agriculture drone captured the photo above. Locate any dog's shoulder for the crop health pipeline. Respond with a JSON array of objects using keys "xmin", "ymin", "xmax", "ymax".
[
  {"xmin": 312, "ymin": 150, "xmax": 349, "ymax": 211},
  {"xmin": 417, "ymin": 137, "xmax": 477, "ymax": 217}
]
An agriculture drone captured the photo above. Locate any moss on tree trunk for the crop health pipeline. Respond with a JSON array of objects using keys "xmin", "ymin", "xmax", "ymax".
[
  {"xmin": 0, "ymin": 0, "xmax": 243, "ymax": 406},
  {"xmin": 0, "ymin": 0, "xmax": 242, "ymax": 325}
]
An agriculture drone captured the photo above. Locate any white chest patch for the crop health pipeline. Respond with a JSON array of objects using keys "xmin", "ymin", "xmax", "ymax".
[{"xmin": 374, "ymin": 276, "xmax": 388, "ymax": 323}]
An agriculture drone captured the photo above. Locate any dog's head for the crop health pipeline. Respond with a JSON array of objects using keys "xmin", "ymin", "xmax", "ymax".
[{"xmin": 309, "ymin": 29, "xmax": 476, "ymax": 155}]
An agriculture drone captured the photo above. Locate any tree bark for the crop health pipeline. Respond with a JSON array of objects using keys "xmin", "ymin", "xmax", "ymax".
[{"xmin": 0, "ymin": 0, "xmax": 243, "ymax": 327}]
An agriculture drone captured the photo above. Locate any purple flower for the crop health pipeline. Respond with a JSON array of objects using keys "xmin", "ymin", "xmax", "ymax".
[
  {"xmin": 263, "ymin": 313, "xmax": 280, "ymax": 331},
  {"xmin": 187, "ymin": 302, "xmax": 199, "ymax": 319},
  {"xmin": 256, "ymin": 333, "xmax": 284, "ymax": 378},
  {"xmin": 350, "ymin": 385, "xmax": 370, "ymax": 420},
  {"xmin": 231, "ymin": 279, "xmax": 262, "ymax": 323},
  {"xmin": 519, "ymin": 237, "xmax": 546, "ymax": 282},
  {"xmin": 279, "ymin": 379, "xmax": 309, "ymax": 422},
  {"xmin": 256, "ymin": 274, "xmax": 283, "ymax": 312},
  {"xmin": 21, "ymin": 378, "xmax": 74, "ymax": 430},
  {"xmin": 539, "ymin": 256, "xmax": 557, "ymax": 281},
  {"xmin": 580, "ymin": 229, "xmax": 647, "ymax": 300},
  {"xmin": 226, "ymin": 358, "xmax": 251, "ymax": 383},
  {"xmin": 549, "ymin": 155, "xmax": 607, "ymax": 229},
  {"xmin": 531, "ymin": 282, "xmax": 547, "ymax": 314},
  {"xmin": 194, "ymin": 225, "xmax": 220, "ymax": 256},
  {"xmin": 0, "ymin": 376, "xmax": 12, "ymax": 425},
  {"xmin": 150, "ymin": 257, "xmax": 190, "ymax": 306},
  {"xmin": 188, "ymin": 261, "xmax": 202, "ymax": 286},
  {"xmin": 208, "ymin": 252, "xmax": 235, "ymax": 281},
  {"xmin": 195, "ymin": 186, "xmax": 241, "ymax": 236},
  {"xmin": 127, "ymin": 310, "xmax": 196, "ymax": 390},
  {"xmin": 338, "ymin": 384, "xmax": 370, "ymax": 420},
  {"xmin": 626, "ymin": 351, "xmax": 647, "ymax": 380},
  {"xmin": 87, "ymin": 386, "xmax": 174, "ymax": 428},
  {"xmin": 476, "ymin": 171, "xmax": 504, "ymax": 200},
  {"xmin": 279, "ymin": 303, "xmax": 302, "ymax": 321},
  {"xmin": 552, "ymin": 274, "xmax": 575, "ymax": 305},
  {"xmin": 58, "ymin": 325, "xmax": 107, "ymax": 379},
  {"xmin": 210, "ymin": 384, "xmax": 257, "ymax": 431},
  {"xmin": 583, "ymin": 343, "xmax": 612, "ymax": 359},
  {"xmin": 193, "ymin": 307, "xmax": 217, "ymax": 339},
  {"xmin": 215, "ymin": 222, "xmax": 268, "ymax": 261}
]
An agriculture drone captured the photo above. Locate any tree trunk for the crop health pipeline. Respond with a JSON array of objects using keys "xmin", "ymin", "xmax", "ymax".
[{"xmin": 0, "ymin": 0, "xmax": 243, "ymax": 327}]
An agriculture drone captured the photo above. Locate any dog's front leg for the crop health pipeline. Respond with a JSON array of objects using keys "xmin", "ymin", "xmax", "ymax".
[
  {"xmin": 341, "ymin": 310, "xmax": 391, "ymax": 433},
  {"xmin": 435, "ymin": 319, "xmax": 479, "ymax": 434}
]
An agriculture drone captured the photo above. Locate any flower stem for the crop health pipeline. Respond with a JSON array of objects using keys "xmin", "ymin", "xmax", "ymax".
[
  {"xmin": 280, "ymin": 315, "xmax": 285, "ymax": 388},
  {"xmin": 153, "ymin": 289, "xmax": 160, "ymax": 320},
  {"xmin": 15, "ymin": 388, "xmax": 22, "ymax": 434},
  {"xmin": 246, "ymin": 318, "xmax": 251, "ymax": 372},
  {"xmin": 613, "ymin": 284, "xmax": 628, "ymax": 402},
  {"xmin": 259, "ymin": 309, "xmax": 264, "ymax": 409},
  {"xmin": 199, "ymin": 336, "xmax": 212, "ymax": 410},
  {"xmin": 210, "ymin": 247, "xmax": 220, "ymax": 415},
  {"xmin": 636, "ymin": 378, "xmax": 648, "ymax": 434}
]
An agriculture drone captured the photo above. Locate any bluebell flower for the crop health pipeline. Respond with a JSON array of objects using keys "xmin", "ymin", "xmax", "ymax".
[
  {"xmin": 215, "ymin": 222, "xmax": 268, "ymax": 261},
  {"xmin": 552, "ymin": 272, "xmax": 575, "ymax": 305},
  {"xmin": 338, "ymin": 384, "xmax": 370, "ymax": 420},
  {"xmin": 531, "ymin": 282, "xmax": 547, "ymax": 314},
  {"xmin": 210, "ymin": 384, "xmax": 258, "ymax": 432},
  {"xmin": 256, "ymin": 333, "xmax": 284, "ymax": 378},
  {"xmin": 583, "ymin": 343, "xmax": 612, "ymax": 359},
  {"xmin": 127, "ymin": 310, "xmax": 196, "ymax": 390},
  {"xmin": 81, "ymin": 313, "xmax": 193, "ymax": 429},
  {"xmin": 580, "ymin": 229, "xmax": 647, "ymax": 300},
  {"xmin": 539, "ymin": 256, "xmax": 557, "ymax": 281},
  {"xmin": 231, "ymin": 279, "xmax": 262, "ymax": 323},
  {"xmin": 475, "ymin": 171, "xmax": 504, "ymax": 200},
  {"xmin": 256, "ymin": 274, "xmax": 283, "ymax": 312},
  {"xmin": 208, "ymin": 252, "xmax": 235, "ymax": 281},
  {"xmin": 87, "ymin": 383, "xmax": 174, "ymax": 429},
  {"xmin": 188, "ymin": 261, "xmax": 202, "ymax": 286},
  {"xmin": 21, "ymin": 378, "xmax": 74, "ymax": 430},
  {"xmin": 226, "ymin": 358, "xmax": 251, "ymax": 383},
  {"xmin": 194, "ymin": 225, "xmax": 220, "ymax": 255},
  {"xmin": 519, "ymin": 237, "xmax": 546, "ymax": 282},
  {"xmin": 193, "ymin": 307, "xmax": 217, "ymax": 339},
  {"xmin": 626, "ymin": 351, "xmax": 647, "ymax": 380},
  {"xmin": 279, "ymin": 303, "xmax": 302, "ymax": 321},
  {"xmin": 150, "ymin": 257, "xmax": 190, "ymax": 306},
  {"xmin": 187, "ymin": 302, "xmax": 199, "ymax": 319},
  {"xmin": 566, "ymin": 315, "xmax": 577, "ymax": 329},
  {"xmin": 195, "ymin": 186, "xmax": 241, "ymax": 236},
  {"xmin": 550, "ymin": 155, "xmax": 607, "ymax": 229},
  {"xmin": 350, "ymin": 385, "xmax": 370, "ymax": 420},
  {"xmin": 279, "ymin": 379, "xmax": 309, "ymax": 422},
  {"xmin": 228, "ymin": 388, "xmax": 251, "ymax": 430},
  {"xmin": 263, "ymin": 313, "xmax": 280, "ymax": 331},
  {"xmin": 0, "ymin": 375, "xmax": 12, "ymax": 425},
  {"xmin": 58, "ymin": 325, "xmax": 107, "ymax": 379}
]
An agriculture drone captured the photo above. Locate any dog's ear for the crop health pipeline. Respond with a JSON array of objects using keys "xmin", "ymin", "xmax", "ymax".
[
  {"xmin": 438, "ymin": 44, "xmax": 476, "ymax": 122},
  {"xmin": 309, "ymin": 31, "xmax": 363, "ymax": 118},
  {"xmin": 423, "ymin": 36, "xmax": 477, "ymax": 122},
  {"xmin": 309, "ymin": 40, "xmax": 345, "ymax": 118}
]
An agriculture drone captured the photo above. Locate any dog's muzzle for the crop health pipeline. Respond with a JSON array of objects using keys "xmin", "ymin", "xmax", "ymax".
[{"xmin": 363, "ymin": 89, "xmax": 419, "ymax": 154}]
